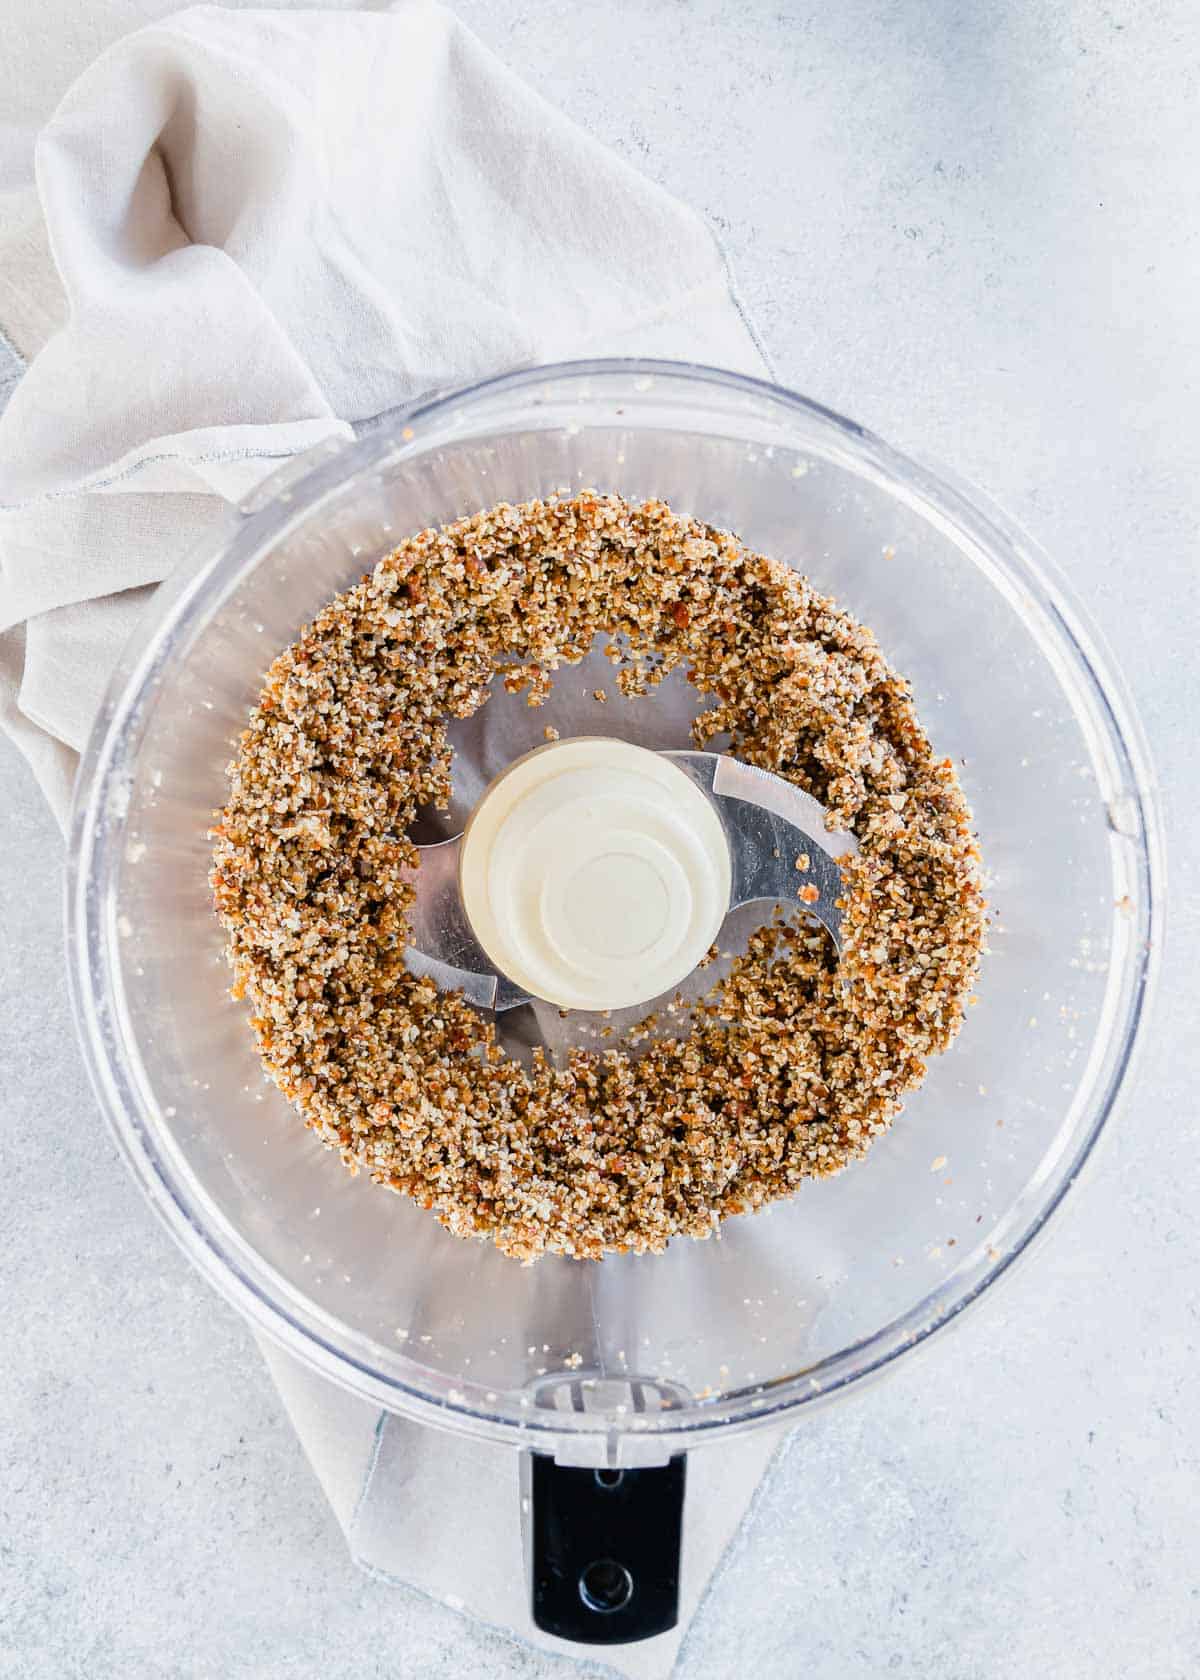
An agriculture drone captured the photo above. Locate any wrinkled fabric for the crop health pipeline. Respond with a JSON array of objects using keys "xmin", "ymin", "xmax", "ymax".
[{"xmin": 0, "ymin": 0, "xmax": 767, "ymax": 815}]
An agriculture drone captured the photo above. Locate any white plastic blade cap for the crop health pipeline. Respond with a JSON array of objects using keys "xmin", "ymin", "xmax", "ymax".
[{"xmin": 458, "ymin": 738, "xmax": 732, "ymax": 1012}]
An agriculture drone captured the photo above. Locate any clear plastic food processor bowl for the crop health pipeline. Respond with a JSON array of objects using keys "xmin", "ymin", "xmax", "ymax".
[{"xmin": 68, "ymin": 360, "xmax": 1161, "ymax": 1464}]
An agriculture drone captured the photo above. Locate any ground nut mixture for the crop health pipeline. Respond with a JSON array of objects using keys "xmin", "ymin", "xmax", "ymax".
[{"xmin": 212, "ymin": 494, "xmax": 985, "ymax": 1260}]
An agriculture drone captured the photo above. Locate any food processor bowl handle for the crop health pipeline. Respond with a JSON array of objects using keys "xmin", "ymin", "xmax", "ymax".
[{"xmin": 525, "ymin": 1451, "xmax": 687, "ymax": 1644}]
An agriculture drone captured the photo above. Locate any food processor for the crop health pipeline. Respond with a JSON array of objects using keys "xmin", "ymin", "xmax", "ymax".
[{"xmin": 67, "ymin": 360, "xmax": 1160, "ymax": 1644}]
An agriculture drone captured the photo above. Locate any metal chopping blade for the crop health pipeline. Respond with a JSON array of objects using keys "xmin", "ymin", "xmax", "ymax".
[{"xmin": 400, "ymin": 750, "xmax": 859, "ymax": 1013}]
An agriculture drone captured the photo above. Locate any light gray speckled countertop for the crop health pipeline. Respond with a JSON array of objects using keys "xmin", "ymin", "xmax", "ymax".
[{"xmin": 3, "ymin": 3, "xmax": 1198, "ymax": 1676}]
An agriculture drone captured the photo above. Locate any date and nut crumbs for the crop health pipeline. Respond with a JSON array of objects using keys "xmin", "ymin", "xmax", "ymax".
[{"xmin": 211, "ymin": 493, "xmax": 985, "ymax": 1262}]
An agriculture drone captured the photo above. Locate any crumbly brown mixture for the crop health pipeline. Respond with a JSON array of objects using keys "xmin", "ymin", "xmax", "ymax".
[{"xmin": 212, "ymin": 494, "xmax": 985, "ymax": 1261}]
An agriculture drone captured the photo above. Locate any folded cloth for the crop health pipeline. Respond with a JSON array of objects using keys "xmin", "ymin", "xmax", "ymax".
[{"xmin": 0, "ymin": 5, "xmax": 775, "ymax": 1671}]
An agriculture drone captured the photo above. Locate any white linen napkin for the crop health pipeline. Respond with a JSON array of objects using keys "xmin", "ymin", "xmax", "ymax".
[
  {"xmin": 0, "ymin": 0, "xmax": 769, "ymax": 810},
  {"xmin": 0, "ymin": 5, "xmax": 778, "ymax": 1671}
]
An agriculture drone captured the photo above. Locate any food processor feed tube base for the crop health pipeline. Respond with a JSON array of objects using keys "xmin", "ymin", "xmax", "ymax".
[{"xmin": 67, "ymin": 362, "xmax": 1160, "ymax": 1656}]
